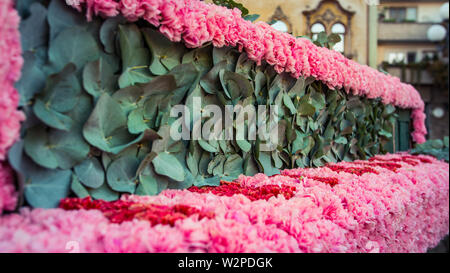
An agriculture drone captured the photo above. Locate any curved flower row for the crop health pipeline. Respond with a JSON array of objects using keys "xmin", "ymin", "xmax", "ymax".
[
  {"xmin": 60, "ymin": 197, "xmax": 216, "ymax": 225},
  {"xmin": 65, "ymin": 0, "xmax": 427, "ymax": 143},
  {"xmin": 0, "ymin": 154, "xmax": 447, "ymax": 253},
  {"xmin": 0, "ymin": 0, "xmax": 24, "ymax": 161}
]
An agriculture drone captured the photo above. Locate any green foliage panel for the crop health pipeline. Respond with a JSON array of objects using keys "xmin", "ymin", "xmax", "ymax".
[
  {"xmin": 12, "ymin": 0, "xmax": 397, "ymax": 207},
  {"xmin": 410, "ymin": 137, "xmax": 449, "ymax": 162}
]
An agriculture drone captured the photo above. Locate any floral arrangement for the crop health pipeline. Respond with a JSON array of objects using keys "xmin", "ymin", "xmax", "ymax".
[
  {"xmin": 0, "ymin": 153, "xmax": 448, "ymax": 253},
  {"xmin": 5, "ymin": 0, "xmax": 399, "ymax": 208},
  {"xmin": 0, "ymin": 0, "xmax": 427, "ymax": 165},
  {"xmin": 0, "ymin": 0, "xmax": 448, "ymax": 253}
]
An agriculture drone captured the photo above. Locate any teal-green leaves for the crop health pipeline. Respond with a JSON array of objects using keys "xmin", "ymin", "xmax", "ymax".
[
  {"xmin": 83, "ymin": 58, "xmax": 118, "ymax": 99},
  {"xmin": 219, "ymin": 70, "xmax": 253, "ymax": 101},
  {"xmin": 33, "ymin": 64, "xmax": 80, "ymax": 131},
  {"xmin": 143, "ymin": 28, "xmax": 185, "ymax": 75},
  {"xmin": 49, "ymin": 27, "xmax": 100, "ymax": 73},
  {"xmin": 83, "ymin": 93, "xmax": 143, "ymax": 154},
  {"xmin": 19, "ymin": 2, "xmax": 48, "ymax": 52},
  {"xmin": 106, "ymin": 155, "xmax": 140, "ymax": 193},
  {"xmin": 410, "ymin": 137, "xmax": 449, "ymax": 162},
  {"xmin": 16, "ymin": 51, "xmax": 46, "ymax": 107},
  {"xmin": 24, "ymin": 167, "xmax": 72, "ymax": 208},
  {"xmin": 74, "ymin": 158, "xmax": 105, "ymax": 188},
  {"xmin": 24, "ymin": 126, "xmax": 90, "ymax": 170},
  {"xmin": 118, "ymin": 24, "xmax": 152, "ymax": 88},
  {"xmin": 152, "ymin": 152, "xmax": 185, "ymax": 182}
]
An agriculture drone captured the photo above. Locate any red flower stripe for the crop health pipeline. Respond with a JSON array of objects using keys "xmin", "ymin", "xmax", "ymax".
[
  {"xmin": 188, "ymin": 180, "xmax": 297, "ymax": 201},
  {"xmin": 59, "ymin": 197, "xmax": 214, "ymax": 225},
  {"xmin": 356, "ymin": 161, "xmax": 402, "ymax": 172},
  {"xmin": 368, "ymin": 154, "xmax": 434, "ymax": 167},
  {"xmin": 401, "ymin": 155, "xmax": 433, "ymax": 164},
  {"xmin": 326, "ymin": 165, "xmax": 379, "ymax": 176},
  {"xmin": 281, "ymin": 173, "xmax": 339, "ymax": 187},
  {"xmin": 306, "ymin": 177, "xmax": 339, "ymax": 187}
]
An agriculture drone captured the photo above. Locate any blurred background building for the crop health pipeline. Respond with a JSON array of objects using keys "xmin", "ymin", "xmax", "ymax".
[{"xmin": 208, "ymin": 0, "xmax": 449, "ymax": 141}]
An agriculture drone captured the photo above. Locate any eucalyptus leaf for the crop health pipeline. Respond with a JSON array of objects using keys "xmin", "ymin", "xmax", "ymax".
[
  {"xmin": 17, "ymin": 51, "xmax": 46, "ymax": 107},
  {"xmin": 118, "ymin": 24, "xmax": 152, "ymax": 88},
  {"xmin": 212, "ymin": 47, "xmax": 239, "ymax": 70},
  {"xmin": 223, "ymin": 154, "xmax": 244, "ymax": 179},
  {"xmin": 90, "ymin": 183, "xmax": 120, "ymax": 201},
  {"xmin": 74, "ymin": 157, "xmax": 105, "ymax": 189},
  {"xmin": 183, "ymin": 46, "xmax": 213, "ymax": 75},
  {"xmin": 168, "ymin": 63, "xmax": 199, "ymax": 104},
  {"xmin": 283, "ymin": 93, "xmax": 296, "ymax": 115},
  {"xmin": 257, "ymin": 151, "xmax": 280, "ymax": 176},
  {"xmin": 49, "ymin": 27, "xmax": 100, "ymax": 73},
  {"xmin": 200, "ymin": 61, "xmax": 227, "ymax": 94},
  {"xmin": 83, "ymin": 58, "xmax": 118, "ymax": 99},
  {"xmin": 83, "ymin": 93, "xmax": 144, "ymax": 154},
  {"xmin": 100, "ymin": 16, "xmax": 127, "ymax": 54},
  {"xmin": 152, "ymin": 152, "xmax": 186, "ymax": 182},
  {"xmin": 24, "ymin": 168, "xmax": 72, "ymax": 208},
  {"xmin": 10, "ymin": 140, "xmax": 72, "ymax": 208},
  {"xmin": 33, "ymin": 63, "xmax": 81, "ymax": 130},
  {"xmin": 24, "ymin": 126, "xmax": 90, "ymax": 170},
  {"xmin": 71, "ymin": 175, "xmax": 90, "ymax": 199},
  {"xmin": 137, "ymin": 164, "xmax": 170, "ymax": 196},
  {"xmin": 198, "ymin": 139, "xmax": 218, "ymax": 153},
  {"xmin": 219, "ymin": 70, "xmax": 254, "ymax": 100},
  {"xmin": 142, "ymin": 28, "xmax": 186, "ymax": 75},
  {"xmin": 47, "ymin": 0, "xmax": 85, "ymax": 40},
  {"xmin": 19, "ymin": 3, "xmax": 48, "ymax": 52},
  {"xmin": 106, "ymin": 155, "xmax": 139, "ymax": 193}
]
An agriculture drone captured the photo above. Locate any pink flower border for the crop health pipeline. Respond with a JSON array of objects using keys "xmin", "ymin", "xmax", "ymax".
[
  {"xmin": 0, "ymin": 0, "xmax": 24, "ymax": 161},
  {"xmin": 0, "ymin": 154, "xmax": 448, "ymax": 253},
  {"xmin": 0, "ymin": 0, "xmax": 22, "ymax": 213},
  {"xmin": 0, "ymin": 0, "xmax": 447, "ymax": 253},
  {"xmin": 66, "ymin": 0, "xmax": 428, "ymax": 143}
]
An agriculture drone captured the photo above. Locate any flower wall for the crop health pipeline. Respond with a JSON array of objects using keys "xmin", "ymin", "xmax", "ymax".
[
  {"xmin": 0, "ymin": 0, "xmax": 447, "ymax": 253},
  {"xmin": 0, "ymin": 0, "xmax": 22, "ymax": 214},
  {"xmin": 6, "ymin": 0, "xmax": 400, "ymax": 208},
  {"xmin": 65, "ymin": 0, "xmax": 427, "ymax": 144},
  {"xmin": 0, "ymin": 154, "xmax": 448, "ymax": 253},
  {"xmin": 0, "ymin": 0, "xmax": 24, "ymax": 161}
]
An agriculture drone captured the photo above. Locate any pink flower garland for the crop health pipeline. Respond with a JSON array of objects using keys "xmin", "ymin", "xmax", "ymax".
[
  {"xmin": 0, "ymin": 0, "xmax": 23, "ymax": 214},
  {"xmin": 0, "ymin": 0, "xmax": 24, "ymax": 162},
  {"xmin": 0, "ymin": 154, "xmax": 448, "ymax": 253},
  {"xmin": 65, "ymin": 0, "xmax": 428, "ymax": 143}
]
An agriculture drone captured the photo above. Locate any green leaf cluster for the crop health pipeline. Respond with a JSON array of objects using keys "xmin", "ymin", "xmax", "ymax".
[
  {"xmin": 212, "ymin": 0, "xmax": 249, "ymax": 16},
  {"xmin": 410, "ymin": 137, "xmax": 449, "ymax": 162},
  {"xmin": 300, "ymin": 32, "xmax": 342, "ymax": 50},
  {"xmin": 12, "ymin": 0, "xmax": 396, "ymax": 208}
]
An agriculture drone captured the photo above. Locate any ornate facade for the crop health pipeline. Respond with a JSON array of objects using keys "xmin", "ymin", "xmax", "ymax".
[{"xmin": 230, "ymin": 0, "xmax": 371, "ymax": 64}]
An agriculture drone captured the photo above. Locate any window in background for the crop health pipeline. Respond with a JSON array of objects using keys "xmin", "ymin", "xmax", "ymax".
[
  {"xmin": 405, "ymin": 7, "xmax": 417, "ymax": 22},
  {"xmin": 331, "ymin": 23, "xmax": 346, "ymax": 53},
  {"xmin": 422, "ymin": 50, "xmax": 438, "ymax": 61},
  {"xmin": 407, "ymin": 52, "xmax": 417, "ymax": 64},
  {"xmin": 311, "ymin": 22, "xmax": 326, "ymax": 41},
  {"xmin": 271, "ymin": 20, "xmax": 289, "ymax": 33},
  {"xmin": 389, "ymin": 7, "xmax": 406, "ymax": 21},
  {"xmin": 386, "ymin": 7, "xmax": 417, "ymax": 22},
  {"xmin": 388, "ymin": 52, "xmax": 406, "ymax": 64},
  {"xmin": 303, "ymin": 1, "xmax": 354, "ymax": 55}
]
